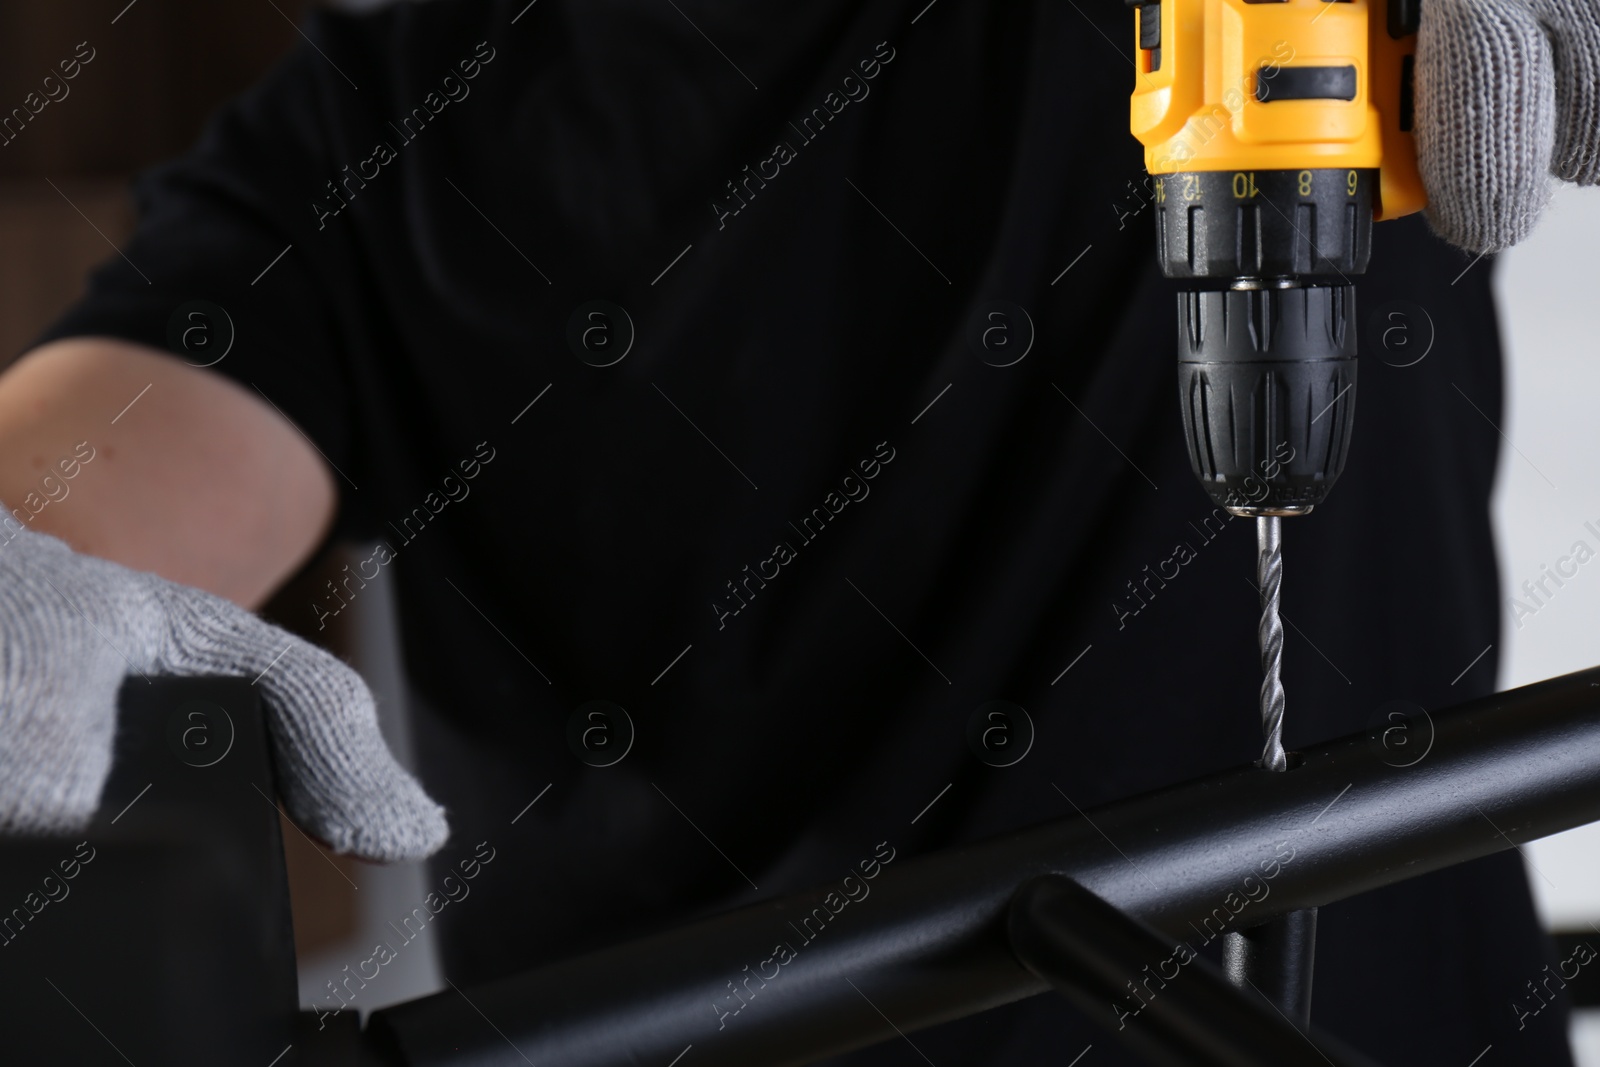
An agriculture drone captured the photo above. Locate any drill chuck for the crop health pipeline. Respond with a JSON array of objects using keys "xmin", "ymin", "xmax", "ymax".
[
  {"xmin": 1176, "ymin": 284, "xmax": 1358, "ymax": 517},
  {"xmin": 1154, "ymin": 168, "xmax": 1367, "ymax": 515}
]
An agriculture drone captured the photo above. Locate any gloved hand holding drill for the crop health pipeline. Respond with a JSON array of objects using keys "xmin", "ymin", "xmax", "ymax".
[{"xmin": 1421, "ymin": 0, "xmax": 1600, "ymax": 250}]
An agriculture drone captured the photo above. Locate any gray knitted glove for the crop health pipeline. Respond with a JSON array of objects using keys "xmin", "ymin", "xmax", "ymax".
[
  {"xmin": 1419, "ymin": 0, "xmax": 1600, "ymax": 251},
  {"xmin": 0, "ymin": 521, "xmax": 448, "ymax": 861}
]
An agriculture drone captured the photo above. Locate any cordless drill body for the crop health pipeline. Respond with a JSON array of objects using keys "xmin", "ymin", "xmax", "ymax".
[{"xmin": 1127, "ymin": 0, "xmax": 1426, "ymax": 516}]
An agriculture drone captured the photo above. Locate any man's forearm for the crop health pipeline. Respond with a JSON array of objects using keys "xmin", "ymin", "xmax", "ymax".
[{"xmin": 0, "ymin": 338, "xmax": 336, "ymax": 609}]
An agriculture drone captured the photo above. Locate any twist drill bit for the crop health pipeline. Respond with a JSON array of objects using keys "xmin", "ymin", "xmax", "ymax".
[{"xmin": 1256, "ymin": 516, "xmax": 1288, "ymax": 773}]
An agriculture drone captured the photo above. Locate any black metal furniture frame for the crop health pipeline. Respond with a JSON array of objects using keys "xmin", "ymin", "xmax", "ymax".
[
  {"xmin": 5, "ymin": 666, "xmax": 1600, "ymax": 1065},
  {"xmin": 371, "ymin": 665, "xmax": 1600, "ymax": 1065}
]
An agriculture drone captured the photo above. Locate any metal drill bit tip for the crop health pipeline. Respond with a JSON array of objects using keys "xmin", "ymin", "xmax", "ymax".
[{"xmin": 1257, "ymin": 516, "xmax": 1288, "ymax": 773}]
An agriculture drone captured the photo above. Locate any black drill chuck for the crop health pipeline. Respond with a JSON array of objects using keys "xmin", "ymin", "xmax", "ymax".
[
  {"xmin": 1148, "ymin": 168, "xmax": 1373, "ymax": 515},
  {"xmin": 1176, "ymin": 284, "xmax": 1358, "ymax": 516}
]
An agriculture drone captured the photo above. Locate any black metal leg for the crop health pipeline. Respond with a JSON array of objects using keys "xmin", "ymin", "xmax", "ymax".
[
  {"xmin": 1008, "ymin": 877, "xmax": 1375, "ymax": 1067},
  {"xmin": 1224, "ymin": 907, "xmax": 1318, "ymax": 1025}
]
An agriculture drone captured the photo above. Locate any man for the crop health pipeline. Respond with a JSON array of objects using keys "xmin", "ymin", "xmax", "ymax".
[{"xmin": 0, "ymin": 0, "xmax": 1594, "ymax": 1062}]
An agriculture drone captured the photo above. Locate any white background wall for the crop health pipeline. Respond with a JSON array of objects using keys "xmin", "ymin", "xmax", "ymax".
[{"xmin": 1496, "ymin": 183, "xmax": 1600, "ymax": 1062}]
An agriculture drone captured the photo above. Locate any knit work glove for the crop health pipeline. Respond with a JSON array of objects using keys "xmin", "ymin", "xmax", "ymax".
[
  {"xmin": 0, "ymin": 521, "xmax": 448, "ymax": 861},
  {"xmin": 1419, "ymin": 0, "xmax": 1600, "ymax": 251}
]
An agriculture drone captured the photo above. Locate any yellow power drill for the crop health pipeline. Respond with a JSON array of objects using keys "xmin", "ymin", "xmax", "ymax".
[
  {"xmin": 1127, "ymin": 0, "xmax": 1426, "ymax": 762},
  {"xmin": 1125, "ymin": 0, "xmax": 1426, "ymax": 1021},
  {"xmin": 1129, "ymin": 0, "xmax": 1425, "ymax": 513}
]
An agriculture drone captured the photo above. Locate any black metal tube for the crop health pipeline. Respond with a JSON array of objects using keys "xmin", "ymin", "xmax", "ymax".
[
  {"xmin": 1008, "ymin": 877, "xmax": 1374, "ymax": 1067},
  {"xmin": 368, "ymin": 666, "xmax": 1600, "ymax": 1067},
  {"xmin": 1223, "ymin": 909, "xmax": 1318, "ymax": 1024}
]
